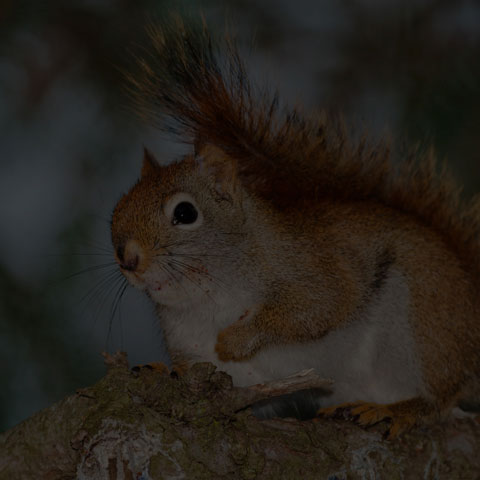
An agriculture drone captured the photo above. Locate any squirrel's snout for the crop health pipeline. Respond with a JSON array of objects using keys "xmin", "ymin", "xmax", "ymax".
[
  {"xmin": 120, "ymin": 254, "xmax": 139, "ymax": 272},
  {"xmin": 116, "ymin": 240, "xmax": 143, "ymax": 273}
]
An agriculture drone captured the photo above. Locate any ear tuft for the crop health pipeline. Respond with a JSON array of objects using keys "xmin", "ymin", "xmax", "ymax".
[
  {"xmin": 141, "ymin": 147, "xmax": 159, "ymax": 178},
  {"xmin": 196, "ymin": 144, "xmax": 237, "ymax": 199}
]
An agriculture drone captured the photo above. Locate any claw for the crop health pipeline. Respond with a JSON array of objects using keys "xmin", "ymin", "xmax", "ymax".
[{"xmin": 317, "ymin": 401, "xmax": 417, "ymax": 438}]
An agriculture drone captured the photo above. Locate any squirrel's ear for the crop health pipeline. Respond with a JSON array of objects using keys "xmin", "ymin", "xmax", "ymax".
[
  {"xmin": 196, "ymin": 144, "xmax": 237, "ymax": 200},
  {"xmin": 141, "ymin": 147, "xmax": 159, "ymax": 178}
]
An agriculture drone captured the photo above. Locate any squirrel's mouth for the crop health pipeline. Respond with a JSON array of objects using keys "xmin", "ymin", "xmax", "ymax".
[
  {"xmin": 118, "ymin": 268, "xmax": 146, "ymax": 291},
  {"xmin": 151, "ymin": 279, "xmax": 171, "ymax": 291}
]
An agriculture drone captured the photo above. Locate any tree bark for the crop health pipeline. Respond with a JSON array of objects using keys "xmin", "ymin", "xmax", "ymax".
[{"xmin": 1, "ymin": 352, "xmax": 479, "ymax": 479}]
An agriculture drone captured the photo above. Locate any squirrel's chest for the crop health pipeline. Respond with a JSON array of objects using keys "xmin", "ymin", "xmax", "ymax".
[
  {"xmin": 159, "ymin": 292, "xmax": 263, "ymax": 378},
  {"xmin": 159, "ymin": 295, "xmax": 303, "ymax": 385},
  {"xmin": 158, "ymin": 269, "xmax": 424, "ymax": 405}
]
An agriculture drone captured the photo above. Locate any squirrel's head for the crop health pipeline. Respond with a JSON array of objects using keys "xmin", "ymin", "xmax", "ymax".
[{"xmin": 111, "ymin": 144, "xmax": 255, "ymax": 307}]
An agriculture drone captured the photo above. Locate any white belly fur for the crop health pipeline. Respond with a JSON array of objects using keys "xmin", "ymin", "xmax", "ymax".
[{"xmin": 161, "ymin": 269, "xmax": 425, "ymax": 406}]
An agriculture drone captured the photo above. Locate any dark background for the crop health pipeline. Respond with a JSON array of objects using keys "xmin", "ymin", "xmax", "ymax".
[{"xmin": 1, "ymin": 0, "xmax": 479, "ymax": 431}]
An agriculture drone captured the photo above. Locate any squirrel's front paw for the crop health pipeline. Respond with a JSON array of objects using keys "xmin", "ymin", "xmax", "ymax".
[{"xmin": 215, "ymin": 323, "xmax": 263, "ymax": 362}]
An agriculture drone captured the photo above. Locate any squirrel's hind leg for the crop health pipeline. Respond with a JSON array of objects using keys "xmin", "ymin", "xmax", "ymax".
[{"xmin": 317, "ymin": 397, "xmax": 436, "ymax": 438}]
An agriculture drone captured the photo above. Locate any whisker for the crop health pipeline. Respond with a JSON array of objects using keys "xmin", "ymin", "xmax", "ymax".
[
  {"xmin": 162, "ymin": 263, "xmax": 192, "ymax": 301},
  {"xmin": 156, "ymin": 253, "xmax": 235, "ymax": 258},
  {"xmin": 167, "ymin": 258, "xmax": 202, "ymax": 275},
  {"xmin": 110, "ymin": 277, "xmax": 129, "ymax": 323},
  {"xmin": 78, "ymin": 269, "xmax": 121, "ymax": 307},
  {"xmin": 167, "ymin": 261, "xmax": 218, "ymax": 305},
  {"xmin": 78, "ymin": 240, "xmax": 114, "ymax": 255},
  {"xmin": 168, "ymin": 258, "xmax": 204, "ymax": 275},
  {"xmin": 60, "ymin": 262, "xmax": 118, "ymax": 282},
  {"xmin": 47, "ymin": 253, "xmax": 113, "ymax": 257},
  {"xmin": 152, "ymin": 239, "xmax": 208, "ymax": 254},
  {"xmin": 166, "ymin": 261, "xmax": 204, "ymax": 295},
  {"xmin": 88, "ymin": 213, "xmax": 112, "ymax": 225},
  {"xmin": 101, "ymin": 274, "xmax": 129, "ymax": 348},
  {"xmin": 108, "ymin": 278, "xmax": 129, "ymax": 349},
  {"xmin": 153, "ymin": 239, "xmax": 191, "ymax": 250},
  {"xmin": 76, "ymin": 270, "xmax": 124, "ymax": 338},
  {"xmin": 91, "ymin": 272, "xmax": 124, "ymax": 317},
  {"xmin": 168, "ymin": 258, "xmax": 231, "ymax": 293}
]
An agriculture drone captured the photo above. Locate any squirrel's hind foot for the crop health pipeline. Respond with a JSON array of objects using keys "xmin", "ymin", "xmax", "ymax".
[{"xmin": 317, "ymin": 398, "xmax": 434, "ymax": 439}]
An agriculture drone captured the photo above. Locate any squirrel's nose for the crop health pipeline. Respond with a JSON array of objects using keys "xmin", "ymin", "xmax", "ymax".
[
  {"xmin": 121, "ymin": 254, "xmax": 139, "ymax": 272},
  {"xmin": 116, "ymin": 240, "xmax": 141, "ymax": 272}
]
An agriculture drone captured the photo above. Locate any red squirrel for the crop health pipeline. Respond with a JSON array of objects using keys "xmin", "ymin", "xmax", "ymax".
[{"xmin": 111, "ymin": 17, "xmax": 480, "ymax": 437}]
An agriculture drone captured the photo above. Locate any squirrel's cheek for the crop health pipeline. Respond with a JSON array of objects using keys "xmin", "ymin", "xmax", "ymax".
[{"xmin": 143, "ymin": 270, "xmax": 173, "ymax": 291}]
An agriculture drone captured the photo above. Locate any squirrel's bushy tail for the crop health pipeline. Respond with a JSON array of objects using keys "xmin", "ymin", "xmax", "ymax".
[
  {"xmin": 126, "ymin": 15, "xmax": 297, "ymax": 156},
  {"xmin": 125, "ymin": 14, "xmax": 385, "ymax": 207}
]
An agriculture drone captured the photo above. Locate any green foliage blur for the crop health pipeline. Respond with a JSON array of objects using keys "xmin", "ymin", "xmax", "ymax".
[{"xmin": 0, "ymin": 0, "xmax": 479, "ymax": 431}]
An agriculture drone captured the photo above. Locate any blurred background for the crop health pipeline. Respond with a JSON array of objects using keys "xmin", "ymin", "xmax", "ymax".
[{"xmin": 1, "ymin": 0, "xmax": 479, "ymax": 431}]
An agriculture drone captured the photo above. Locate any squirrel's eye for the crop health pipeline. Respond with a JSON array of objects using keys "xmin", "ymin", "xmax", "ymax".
[{"xmin": 172, "ymin": 202, "xmax": 198, "ymax": 225}]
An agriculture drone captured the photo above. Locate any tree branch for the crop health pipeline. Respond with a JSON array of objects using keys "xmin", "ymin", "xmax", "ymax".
[{"xmin": 1, "ymin": 352, "xmax": 479, "ymax": 479}]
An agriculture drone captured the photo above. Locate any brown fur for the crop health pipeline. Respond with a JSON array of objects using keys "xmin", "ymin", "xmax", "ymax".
[
  {"xmin": 113, "ymin": 16, "xmax": 480, "ymax": 434},
  {"xmin": 126, "ymin": 15, "xmax": 480, "ymax": 278}
]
